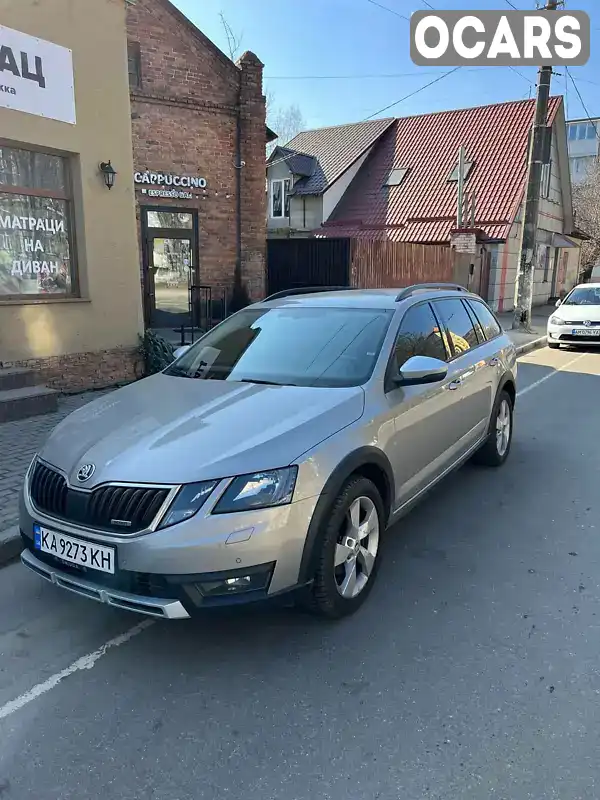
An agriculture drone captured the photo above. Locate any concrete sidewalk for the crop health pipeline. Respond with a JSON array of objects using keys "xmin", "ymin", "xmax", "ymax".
[
  {"xmin": 0, "ymin": 312, "xmax": 551, "ymax": 568},
  {"xmin": 499, "ymin": 303, "xmax": 552, "ymax": 354}
]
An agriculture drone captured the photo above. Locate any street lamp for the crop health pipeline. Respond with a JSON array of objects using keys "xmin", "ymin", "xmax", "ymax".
[{"xmin": 99, "ymin": 161, "xmax": 117, "ymax": 190}]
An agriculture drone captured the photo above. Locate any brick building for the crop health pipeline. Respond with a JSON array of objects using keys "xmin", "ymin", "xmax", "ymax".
[{"xmin": 126, "ymin": 0, "xmax": 271, "ymax": 334}]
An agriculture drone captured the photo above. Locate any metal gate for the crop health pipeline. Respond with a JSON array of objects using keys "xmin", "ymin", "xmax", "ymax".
[{"xmin": 266, "ymin": 238, "xmax": 351, "ymax": 295}]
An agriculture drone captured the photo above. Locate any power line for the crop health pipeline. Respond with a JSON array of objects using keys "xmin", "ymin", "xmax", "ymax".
[
  {"xmin": 504, "ymin": 0, "xmax": 519, "ymax": 8},
  {"xmin": 266, "ymin": 71, "xmax": 450, "ymax": 80},
  {"xmin": 565, "ymin": 67, "xmax": 599, "ymax": 136},
  {"xmin": 365, "ymin": 0, "xmax": 409, "ymax": 22},
  {"xmin": 363, "ymin": 66, "xmax": 461, "ymax": 120},
  {"xmin": 509, "ymin": 65, "xmax": 532, "ymax": 84},
  {"xmin": 421, "ymin": 0, "xmax": 435, "ymax": 7}
]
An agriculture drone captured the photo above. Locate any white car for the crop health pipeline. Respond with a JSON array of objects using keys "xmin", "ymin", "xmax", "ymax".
[{"xmin": 547, "ymin": 283, "xmax": 600, "ymax": 350}]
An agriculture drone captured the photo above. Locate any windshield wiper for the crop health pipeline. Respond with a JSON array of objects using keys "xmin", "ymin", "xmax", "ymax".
[{"xmin": 239, "ymin": 378, "xmax": 285, "ymax": 386}]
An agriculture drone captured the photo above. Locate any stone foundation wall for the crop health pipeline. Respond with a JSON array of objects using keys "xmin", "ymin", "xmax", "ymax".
[{"xmin": 1, "ymin": 346, "xmax": 141, "ymax": 392}]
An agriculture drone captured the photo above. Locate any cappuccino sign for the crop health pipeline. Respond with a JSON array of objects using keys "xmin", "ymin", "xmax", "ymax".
[
  {"xmin": 0, "ymin": 25, "xmax": 76, "ymax": 124},
  {"xmin": 134, "ymin": 171, "xmax": 208, "ymax": 189}
]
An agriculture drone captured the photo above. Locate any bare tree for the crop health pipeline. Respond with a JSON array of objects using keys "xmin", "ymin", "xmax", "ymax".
[
  {"xmin": 266, "ymin": 98, "xmax": 306, "ymax": 155},
  {"xmin": 219, "ymin": 12, "xmax": 242, "ymax": 61},
  {"xmin": 572, "ymin": 160, "xmax": 600, "ymax": 279}
]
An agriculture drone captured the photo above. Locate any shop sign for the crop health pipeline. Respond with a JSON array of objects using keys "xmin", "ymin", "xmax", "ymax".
[
  {"xmin": 0, "ymin": 25, "xmax": 76, "ymax": 124},
  {"xmin": 141, "ymin": 188, "xmax": 194, "ymax": 200},
  {"xmin": 134, "ymin": 171, "xmax": 207, "ymax": 189}
]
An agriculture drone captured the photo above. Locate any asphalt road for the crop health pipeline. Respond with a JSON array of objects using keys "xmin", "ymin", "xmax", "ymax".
[{"xmin": 1, "ymin": 346, "xmax": 600, "ymax": 800}]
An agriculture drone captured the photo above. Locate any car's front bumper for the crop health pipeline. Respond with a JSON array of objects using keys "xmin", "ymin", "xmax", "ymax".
[
  {"xmin": 19, "ymin": 478, "xmax": 320, "ymax": 617},
  {"xmin": 547, "ymin": 323, "xmax": 600, "ymax": 346}
]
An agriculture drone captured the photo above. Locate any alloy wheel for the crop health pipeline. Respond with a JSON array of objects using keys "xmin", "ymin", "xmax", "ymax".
[
  {"xmin": 334, "ymin": 496, "xmax": 380, "ymax": 599},
  {"xmin": 496, "ymin": 398, "xmax": 511, "ymax": 457}
]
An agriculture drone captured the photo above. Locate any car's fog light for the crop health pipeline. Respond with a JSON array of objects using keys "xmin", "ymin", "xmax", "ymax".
[{"xmin": 196, "ymin": 564, "xmax": 273, "ymax": 597}]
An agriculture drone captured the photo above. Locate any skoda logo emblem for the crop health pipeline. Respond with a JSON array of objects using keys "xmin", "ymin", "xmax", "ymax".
[{"xmin": 76, "ymin": 463, "xmax": 96, "ymax": 483}]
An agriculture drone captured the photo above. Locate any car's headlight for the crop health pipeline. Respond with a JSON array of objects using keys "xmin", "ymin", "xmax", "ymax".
[
  {"xmin": 213, "ymin": 467, "xmax": 298, "ymax": 515},
  {"xmin": 550, "ymin": 316, "xmax": 565, "ymax": 325},
  {"xmin": 158, "ymin": 480, "xmax": 219, "ymax": 529}
]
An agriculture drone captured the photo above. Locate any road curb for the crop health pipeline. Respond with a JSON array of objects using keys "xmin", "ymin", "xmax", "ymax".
[
  {"xmin": 0, "ymin": 525, "xmax": 21, "ymax": 568},
  {"xmin": 515, "ymin": 336, "xmax": 548, "ymax": 356}
]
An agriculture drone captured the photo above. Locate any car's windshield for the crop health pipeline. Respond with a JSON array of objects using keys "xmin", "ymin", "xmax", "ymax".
[
  {"xmin": 563, "ymin": 287, "xmax": 600, "ymax": 306},
  {"xmin": 164, "ymin": 306, "xmax": 393, "ymax": 387}
]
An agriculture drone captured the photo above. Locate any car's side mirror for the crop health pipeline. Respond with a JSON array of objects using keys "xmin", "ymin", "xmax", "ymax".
[
  {"xmin": 173, "ymin": 345, "xmax": 191, "ymax": 360},
  {"xmin": 393, "ymin": 355, "xmax": 448, "ymax": 387},
  {"xmin": 555, "ymin": 298, "xmax": 562, "ymax": 307}
]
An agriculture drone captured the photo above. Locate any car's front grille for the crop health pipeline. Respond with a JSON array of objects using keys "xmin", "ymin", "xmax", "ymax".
[
  {"xmin": 559, "ymin": 333, "xmax": 600, "ymax": 342},
  {"xmin": 29, "ymin": 461, "xmax": 170, "ymax": 534}
]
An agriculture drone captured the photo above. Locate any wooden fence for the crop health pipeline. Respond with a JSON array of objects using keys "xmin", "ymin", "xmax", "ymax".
[{"xmin": 350, "ymin": 240, "xmax": 456, "ymax": 289}]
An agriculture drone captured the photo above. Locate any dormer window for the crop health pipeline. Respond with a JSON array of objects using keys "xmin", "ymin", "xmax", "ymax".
[
  {"xmin": 448, "ymin": 161, "xmax": 474, "ymax": 182},
  {"xmin": 385, "ymin": 168, "xmax": 410, "ymax": 187}
]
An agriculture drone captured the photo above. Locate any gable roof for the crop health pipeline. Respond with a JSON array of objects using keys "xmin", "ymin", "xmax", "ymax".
[
  {"xmin": 319, "ymin": 97, "xmax": 564, "ymax": 243},
  {"xmin": 276, "ymin": 118, "xmax": 395, "ymax": 195},
  {"xmin": 267, "ymin": 147, "xmax": 316, "ymax": 178}
]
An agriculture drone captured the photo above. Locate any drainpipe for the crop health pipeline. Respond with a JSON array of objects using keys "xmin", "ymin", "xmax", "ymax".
[{"xmin": 234, "ymin": 84, "xmax": 243, "ymax": 295}]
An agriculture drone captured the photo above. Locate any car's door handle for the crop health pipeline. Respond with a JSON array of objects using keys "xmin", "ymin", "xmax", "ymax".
[
  {"xmin": 447, "ymin": 379, "xmax": 462, "ymax": 391},
  {"xmin": 488, "ymin": 358, "xmax": 500, "ymax": 367}
]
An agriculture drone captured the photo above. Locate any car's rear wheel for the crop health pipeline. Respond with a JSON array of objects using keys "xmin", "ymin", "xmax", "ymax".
[
  {"xmin": 473, "ymin": 390, "xmax": 513, "ymax": 467},
  {"xmin": 305, "ymin": 476, "xmax": 384, "ymax": 619}
]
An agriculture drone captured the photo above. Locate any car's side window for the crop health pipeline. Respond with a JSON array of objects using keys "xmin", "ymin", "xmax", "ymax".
[
  {"xmin": 392, "ymin": 302, "xmax": 449, "ymax": 371},
  {"xmin": 467, "ymin": 299, "xmax": 502, "ymax": 341},
  {"xmin": 432, "ymin": 298, "xmax": 479, "ymax": 357}
]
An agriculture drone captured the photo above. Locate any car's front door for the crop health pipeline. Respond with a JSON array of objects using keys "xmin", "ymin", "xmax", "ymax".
[
  {"xmin": 431, "ymin": 297, "xmax": 493, "ymax": 455},
  {"xmin": 385, "ymin": 301, "xmax": 467, "ymax": 510}
]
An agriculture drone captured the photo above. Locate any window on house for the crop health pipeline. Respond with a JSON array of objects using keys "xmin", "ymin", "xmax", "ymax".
[
  {"xmin": 0, "ymin": 145, "xmax": 76, "ymax": 298},
  {"xmin": 447, "ymin": 161, "xmax": 474, "ymax": 182},
  {"xmin": 385, "ymin": 168, "xmax": 410, "ymax": 187},
  {"xmin": 540, "ymin": 161, "xmax": 552, "ymax": 199},
  {"xmin": 127, "ymin": 41, "xmax": 142, "ymax": 89},
  {"xmin": 541, "ymin": 245, "xmax": 552, "ymax": 283},
  {"xmin": 270, "ymin": 179, "xmax": 290, "ymax": 219}
]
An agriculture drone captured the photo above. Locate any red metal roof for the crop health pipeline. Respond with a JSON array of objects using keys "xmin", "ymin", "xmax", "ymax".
[{"xmin": 318, "ymin": 97, "xmax": 563, "ymax": 243}]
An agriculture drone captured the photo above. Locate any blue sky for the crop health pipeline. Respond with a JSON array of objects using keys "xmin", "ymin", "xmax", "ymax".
[{"xmin": 173, "ymin": 0, "xmax": 600, "ymax": 130}]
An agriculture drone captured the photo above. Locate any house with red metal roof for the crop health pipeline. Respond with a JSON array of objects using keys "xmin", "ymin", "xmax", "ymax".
[{"xmin": 266, "ymin": 97, "xmax": 582, "ymax": 312}]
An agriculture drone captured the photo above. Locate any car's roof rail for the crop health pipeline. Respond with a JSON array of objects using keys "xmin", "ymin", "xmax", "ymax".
[
  {"xmin": 264, "ymin": 286, "xmax": 356, "ymax": 302},
  {"xmin": 395, "ymin": 283, "xmax": 468, "ymax": 302}
]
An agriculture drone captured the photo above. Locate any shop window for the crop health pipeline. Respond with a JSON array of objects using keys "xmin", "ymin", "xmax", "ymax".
[
  {"xmin": 128, "ymin": 41, "xmax": 142, "ymax": 90},
  {"xmin": 0, "ymin": 145, "xmax": 76, "ymax": 299},
  {"xmin": 146, "ymin": 211, "xmax": 193, "ymax": 229}
]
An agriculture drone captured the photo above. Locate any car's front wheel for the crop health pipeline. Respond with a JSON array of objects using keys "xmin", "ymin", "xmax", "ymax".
[
  {"xmin": 473, "ymin": 390, "xmax": 514, "ymax": 467},
  {"xmin": 306, "ymin": 476, "xmax": 384, "ymax": 619}
]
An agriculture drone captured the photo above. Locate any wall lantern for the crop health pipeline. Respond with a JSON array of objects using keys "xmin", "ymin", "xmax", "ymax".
[{"xmin": 99, "ymin": 161, "xmax": 117, "ymax": 190}]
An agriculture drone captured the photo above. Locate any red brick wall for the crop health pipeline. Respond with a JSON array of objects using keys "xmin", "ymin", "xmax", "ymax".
[{"xmin": 127, "ymin": 0, "xmax": 267, "ymax": 304}]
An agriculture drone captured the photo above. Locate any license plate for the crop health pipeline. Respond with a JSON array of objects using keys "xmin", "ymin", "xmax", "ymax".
[
  {"xmin": 572, "ymin": 328, "xmax": 597, "ymax": 336},
  {"xmin": 33, "ymin": 524, "xmax": 115, "ymax": 574}
]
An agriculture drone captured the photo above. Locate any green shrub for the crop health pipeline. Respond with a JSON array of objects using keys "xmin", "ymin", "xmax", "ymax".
[{"xmin": 139, "ymin": 330, "xmax": 175, "ymax": 376}]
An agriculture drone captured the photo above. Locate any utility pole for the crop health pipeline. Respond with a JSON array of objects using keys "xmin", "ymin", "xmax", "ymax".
[{"xmin": 512, "ymin": 0, "xmax": 560, "ymax": 331}]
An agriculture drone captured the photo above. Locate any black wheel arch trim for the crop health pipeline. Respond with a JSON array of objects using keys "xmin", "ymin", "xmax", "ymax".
[
  {"xmin": 297, "ymin": 447, "xmax": 395, "ymax": 585},
  {"xmin": 498, "ymin": 372, "xmax": 517, "ymax": 404}
]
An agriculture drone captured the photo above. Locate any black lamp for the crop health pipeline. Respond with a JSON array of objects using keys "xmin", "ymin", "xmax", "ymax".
[{"xmin": 99, "ymin": 161, "xmax": 117, "ymax": 190}]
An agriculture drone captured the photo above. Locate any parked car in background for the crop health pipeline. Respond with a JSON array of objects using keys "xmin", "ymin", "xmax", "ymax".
[
  {"xmin": 20, "ymin": 284, "xmax": 517, "ymax": 620},
  {"xmin": 548, "ymin": 283, "xmax": 600, "ymax": 349}
]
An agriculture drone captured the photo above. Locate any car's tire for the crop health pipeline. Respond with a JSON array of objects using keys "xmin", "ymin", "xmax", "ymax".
[
  {"xmin": 548, "ymin": 342, "xmax": 560, "ymax": 349},
  {"xmin": 472, "ymin": 389, "xmax": 514, "ymax": 468},
  {"xmin": 303, "ymin": 476, "xmax": 385, "ymax": 619}
]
